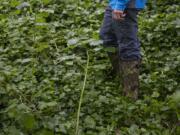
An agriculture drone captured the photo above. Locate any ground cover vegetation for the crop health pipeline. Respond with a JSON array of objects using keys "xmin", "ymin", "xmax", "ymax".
[{"xmin": 0, "ymin": 0, "xmax": 179, "ymax": 135}]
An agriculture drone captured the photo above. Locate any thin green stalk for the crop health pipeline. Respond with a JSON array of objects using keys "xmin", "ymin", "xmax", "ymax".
[{"xmin": 75, "ymin": 50, "xmax": 89, "ymax": 135}]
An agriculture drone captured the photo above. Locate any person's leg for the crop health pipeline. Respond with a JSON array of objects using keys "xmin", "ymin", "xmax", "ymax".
[
  {"xmin": 112, "ymin": 9, "xmax": 141, "ymax": 100},
  {"xmin": 100, "ymin": 6, "xmax": 119, "ymax": 74}
]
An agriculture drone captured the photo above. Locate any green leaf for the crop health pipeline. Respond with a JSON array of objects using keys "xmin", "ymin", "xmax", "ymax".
[
  {"xmin": 21, "ymin": 58, "xmax": 32, "ymax": 64},
  {"xmin": 36, "ymin": 43, "xmax": 49, "ymax": 52},
  {"xmin": 7, "ymin": 126, "xmax": 22, "ymax": 135},
  {"xmin": 84, "ymin": 116, "xmax": 96, "ymax": 129},
  {"xmin": 67, "ymin": 38, "xmax": 79, "ymax": 46},
  {"xmin": 39, "ymin": 101, "xmax": 57, "ymax": 110},
  {"xmin": 42, "ymin": 0, "xmax": 52, "ymax": 5},
  {"xmin": 10, "ymin": 0, "xmax": 20, "ymax": 7},
  {"xmin": 35, "ymin": 129, "xmax": 54, "ymax": 135},
  {"xmin": 19, "ymin": 113, "xmax": 36, "ymax": 130},
  {"xmin": 152, "ymin": 91, "xmax": 160, "ymax": 98}
]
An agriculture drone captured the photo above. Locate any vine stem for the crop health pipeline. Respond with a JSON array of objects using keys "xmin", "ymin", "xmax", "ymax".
[{"xmin": 75, "ymin": 50, "xmax": 89, "ymax": 135}]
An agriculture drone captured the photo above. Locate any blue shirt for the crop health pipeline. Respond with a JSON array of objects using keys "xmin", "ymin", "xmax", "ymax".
[{"xmin": 109, "ymin": 0, "xmax": 147, "ymax": 11}]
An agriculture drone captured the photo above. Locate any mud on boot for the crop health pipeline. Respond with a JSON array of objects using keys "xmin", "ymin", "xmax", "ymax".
[{"xmin": 120, "ymin": 60, "xmax": 140, "ymax": 100}]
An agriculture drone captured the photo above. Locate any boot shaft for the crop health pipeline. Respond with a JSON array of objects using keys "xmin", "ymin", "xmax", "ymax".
[{"xmin": 120, "ymin": 60, "xmax": 140, "ymax": 100}]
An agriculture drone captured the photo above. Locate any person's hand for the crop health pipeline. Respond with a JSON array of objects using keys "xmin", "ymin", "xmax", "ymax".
[{"xmin": 112, "ymin": 10, "xmax": 126, "ymax": 21}]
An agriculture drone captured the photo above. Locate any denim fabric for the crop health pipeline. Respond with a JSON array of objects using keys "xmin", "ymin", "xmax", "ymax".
[{"xmin": 100, "ymin": 6, "xmax": 141, "ymax": 60}]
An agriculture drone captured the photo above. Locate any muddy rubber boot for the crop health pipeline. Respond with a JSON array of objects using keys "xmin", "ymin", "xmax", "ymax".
[
  {"xmin": 115, "ymin": 128, "xmax": 121, "ymax": 135},
  {"xmin": 120, "ymin": 60, "xmax": 140, "ymax": 100},
  {"xmin": 107, "ymin": 49, "xmax": 119, "ymax": 75}
]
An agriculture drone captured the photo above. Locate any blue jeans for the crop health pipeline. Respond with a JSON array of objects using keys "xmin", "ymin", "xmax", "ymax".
[{"xmin": 100, "ymin": 6, "xmax": 141, "ymax": 60}]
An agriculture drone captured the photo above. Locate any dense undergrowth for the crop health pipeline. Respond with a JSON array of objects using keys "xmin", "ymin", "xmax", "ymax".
[{"xmin": 0, "ymin": 0, "xmax": 179, "ymax": 135}]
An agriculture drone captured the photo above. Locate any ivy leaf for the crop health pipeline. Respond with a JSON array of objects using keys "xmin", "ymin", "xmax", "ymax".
[
  {"xmin": 19, "ymin": 113, "xmax": 36, "ymax": 130},
  {"xmin": 8, "ymin": 126, "xmax": 22, "ymax": 135},
  {"xmin": 152, "ymin": 91, "xmax": 160, "ymax": 98},
  {"xmin": 36, "ymin": 43, "xmax": 49, "ymax": 52},
  {"xmin": 67, "ymin": 38, "xmax": 79, "ymax": 46},
  {"xmin": 35, "ymin": 129, "xmax": 54, "ymax": 135},
  {"xmin": 42, "ymin": 0, "xmax": 52, "ymax": 5},
  {"xmin": 38, "ymin": 101, "xmax": 57, "ymax": 110},
  {"xmin": 84, "ymin": 116, "xmax": 96, "ymax": 129},
  {"xmin": 16, "ymin": 2, "xmax": 30, "ymax": 9},
  {"xmin": 21, "ymin": 58, "xmax": 32, "ymax": 64}
]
